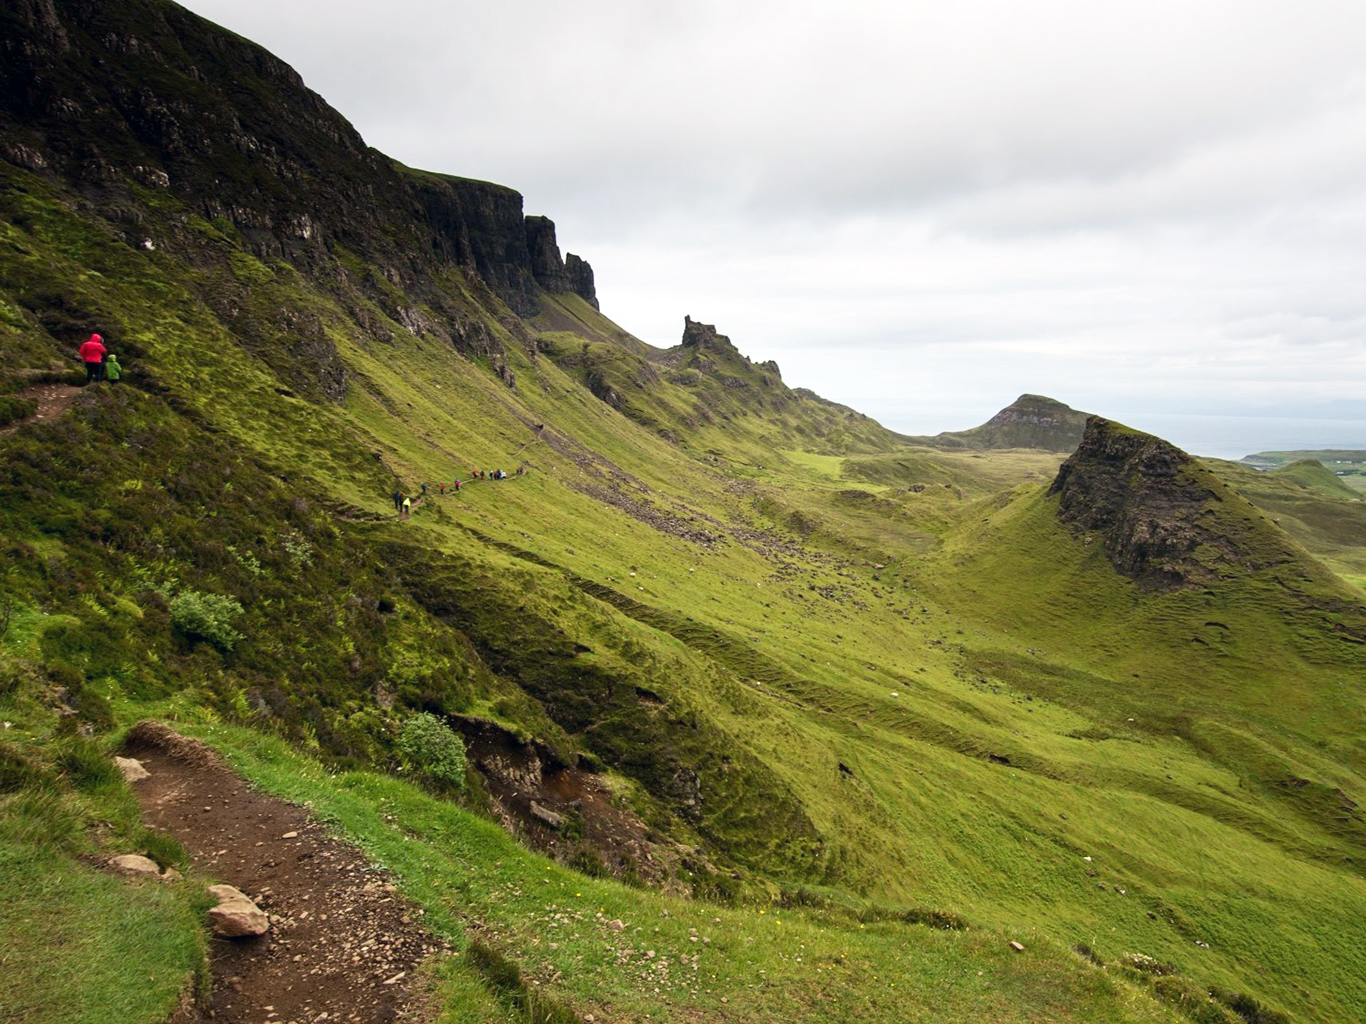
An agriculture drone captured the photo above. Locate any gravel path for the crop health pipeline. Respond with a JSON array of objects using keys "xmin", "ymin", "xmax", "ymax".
[{"xmin": 124, "ymin": 723, "xmax": 447, "ymax": 1024}]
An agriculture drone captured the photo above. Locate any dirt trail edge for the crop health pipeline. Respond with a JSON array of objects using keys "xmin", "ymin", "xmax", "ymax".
[
  {"xmin": 124, "ymin": 722, "xmax": 449, "ymax": 1024},
  {"xmin": 0, "ymin": 382, "xmax": 82, "ymax": 436}
]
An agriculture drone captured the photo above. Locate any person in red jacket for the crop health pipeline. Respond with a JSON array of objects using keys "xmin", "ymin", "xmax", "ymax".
[{"xmin": 79, "ymin": 333, "xmax": 106, "ymax": 383}]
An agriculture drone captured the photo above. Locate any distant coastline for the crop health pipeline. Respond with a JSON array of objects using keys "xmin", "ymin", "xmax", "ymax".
[{"xmin": 1126, "ymin": 413, "xmax": 1366, "ymax": 461}]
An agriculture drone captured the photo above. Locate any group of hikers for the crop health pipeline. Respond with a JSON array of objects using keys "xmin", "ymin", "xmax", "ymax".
[
  {"xmin": 78, "ymin": 333, "xmax": 123, "ymax": 384},
  {"xmin": 391, "ymin": 465, "xmax": 528, "ymax": 519}
]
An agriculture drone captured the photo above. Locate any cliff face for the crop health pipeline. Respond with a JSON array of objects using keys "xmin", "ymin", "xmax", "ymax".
[
  {"xmin": 524, "ymin": 215, "xmax": 599, "ymax": 309},
  {"xmin": 1049, "ymin": 417, "xmax": 1248, "ymax": 590},
  {"xmin": 0, "ymin": 0, "xmax": 595, "ymax": 321}
]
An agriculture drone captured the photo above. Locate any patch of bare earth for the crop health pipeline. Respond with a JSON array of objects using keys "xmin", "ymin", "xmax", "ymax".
[
  {"xmin": 0, "ymin": 382, "xmax": 82, "ymax": 435},
  {"xmin": 123, "ymin": 722, "xmax": 449, "ymax": 1024}
]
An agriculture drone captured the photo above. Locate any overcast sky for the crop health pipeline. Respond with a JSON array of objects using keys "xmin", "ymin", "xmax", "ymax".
[{"xmin": 180, "ymin": 0, "xmax": 1366, "ymax": 455}]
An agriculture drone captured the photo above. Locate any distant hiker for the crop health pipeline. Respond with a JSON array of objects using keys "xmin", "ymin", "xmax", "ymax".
[
  {"xmin": 79, "ymin": 333, "xmax": 106, "ymax": 383},
  {"xmin": 104, "ymin": 353, "xmax": 122, "ymax": 384},
  {"xmin": 421, "ymin": 482, "xmax": 428, "ymax": 497},
  {"xmin": 453, "ymin": 480, "xmax": 461, "ymax": 491},
  {"xmin": 439, "ymin": 483, "xmax": 445, "ymax": 495},
  {"xmin": 401, "ymin": 495, "xmax": 412, "ymax": 520},
  {"xmin": 391, "ymin": 490, "xmax": 402, "ymax": 512}
]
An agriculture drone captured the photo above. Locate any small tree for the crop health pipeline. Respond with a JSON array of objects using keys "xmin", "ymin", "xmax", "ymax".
[
  {"xmin": 169, "ymin": 590, "xmax": 244, "ymax": 651},
  {"xmin": 397, "ymin": 713, "xmax": 467, "ymax": 790}
]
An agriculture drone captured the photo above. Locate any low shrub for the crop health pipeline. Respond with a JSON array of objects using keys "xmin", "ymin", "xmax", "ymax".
[
  {"xmin": 397, "ymin": 712, "xmax": 467, "ymax": 790},
  {"xmin": 169, "ymin": 590, "xmax": 243, "ymax": 650},
  {"xmin": 0, "ymin": 395, "xmax": 38, "ymax": 429}
]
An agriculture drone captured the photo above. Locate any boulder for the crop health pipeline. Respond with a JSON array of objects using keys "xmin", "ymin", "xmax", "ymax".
[
  {"xmin": 207, "ymin": 885, "xmax": 270, "ymax": 937},
  {"xmin": 114, "ymin": 756, "xmax": 151, "ymax": 782},
  {"xmin": 109, "ymin": 853, "xmax": 161, "ymax": 877},
  {"xmin": 529, "ymin": 801, "xmax": 563, "ymax": 829}
]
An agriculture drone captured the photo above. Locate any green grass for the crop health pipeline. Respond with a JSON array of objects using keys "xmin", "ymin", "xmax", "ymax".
[
  {"xmin": 1, "ymin": 68, "xmax": 1364, "ymax": 1024},
  {"xmin": 0, "ymin": 687, "xmax": 207, "ymax": 1024},
  {"xmin": 139, "ymin": 714, "xmax": 1186, "ymax": 1024}
]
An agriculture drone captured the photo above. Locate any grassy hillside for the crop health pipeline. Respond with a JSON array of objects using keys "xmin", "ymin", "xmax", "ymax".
[
  {"xmin": 1207, "ymin": 458, "xmax": 1366, "ymax": 589},
  {"xmin": 3, "ymin": 4, "xmax": 1365, "ymax": 1024},
  {"xmin": 1241, "ymin": 451, "xmax": 1366, "ymax": 495}
]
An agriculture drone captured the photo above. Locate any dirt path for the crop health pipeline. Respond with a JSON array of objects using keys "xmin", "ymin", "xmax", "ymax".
[
  {"xmin": 123, "ymin": 723, "xmax": 447, "ymax": 1024},
  {"xmin": 0, "ymin": 382, "xmax": 83, "ymax": 436}
]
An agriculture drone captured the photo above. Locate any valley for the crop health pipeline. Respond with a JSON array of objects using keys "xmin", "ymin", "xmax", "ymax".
[{"xmin": 2, "ymin": 4, "xmax": 1364, "ymax": 1024}]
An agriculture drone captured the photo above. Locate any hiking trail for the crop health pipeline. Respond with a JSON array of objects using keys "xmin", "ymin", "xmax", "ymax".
[
  {"xmin": 123, "ymin": 722, "xmax": 448, "ymax": 1024},
  {"xmin": 0, "ymin": 382, "xmax": 82, "ymax": 436}
]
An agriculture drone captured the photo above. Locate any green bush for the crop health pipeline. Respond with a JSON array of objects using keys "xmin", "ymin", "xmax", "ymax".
[
  {"xmin": 397, "ymin": 713, "xmax": 467, "ymax": 790},
  {"xmin": 169, "ymin": 590, "xmax": 243, "ymax": 650}
]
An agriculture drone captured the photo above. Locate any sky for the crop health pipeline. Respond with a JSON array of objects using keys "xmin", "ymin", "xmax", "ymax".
[{"xmin": 179, "ymin": 0, "xmax": 1366, "ymax": 457}]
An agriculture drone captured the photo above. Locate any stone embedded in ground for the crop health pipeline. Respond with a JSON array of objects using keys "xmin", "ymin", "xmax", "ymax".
[
  {"xmin": 607, "ymin": 919, "xmax": 625, "ymax": 931},
  {"xmin": 529, "ymin": 800, "xmax": 563, "ymax": 828},
  {"xmin": 115, "ymin": 756, "xmax": 151, "ymax": 782},
  {"xmin": 109, "ymin": 853, "xmax": 162, "ymax": 877},
  {"xmin": 1010, "ymin": 941, "xmax": 1025, "ymax": 952},
  {"xmin": 208, "ymin": 883, "xmax": 250, "ymax": 902},
  {"xmin": 207, "ymin": 884, "xmax": 271, "ymax": 937}
]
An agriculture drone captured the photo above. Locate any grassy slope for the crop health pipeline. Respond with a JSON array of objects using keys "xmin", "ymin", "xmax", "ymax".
[
  {"xmin": 1241, "ymin": 451, "xmax": 1366, "ymax": 495},
  {"xmin": 1207, "ymin": 458, "xmax": 1366, "ymax": 589},
  {"xmin": 2, "ymin": 127, "xmax": 1363, "ymax": 1024}
]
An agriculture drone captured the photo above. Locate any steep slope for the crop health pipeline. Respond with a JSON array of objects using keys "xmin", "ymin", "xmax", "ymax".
[
  {"xmin": 4, "ymin": 4, "xmax": 1366, "ymax": 1024},
  {"xmin": 912, "ymin": 393, "xmax": 1092, "ymax": 452}
]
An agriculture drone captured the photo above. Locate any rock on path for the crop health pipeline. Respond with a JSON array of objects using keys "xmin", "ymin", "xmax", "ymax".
[{"xmin": 123, "ymin": 722, "xmax": 447, "ymax": 1023}]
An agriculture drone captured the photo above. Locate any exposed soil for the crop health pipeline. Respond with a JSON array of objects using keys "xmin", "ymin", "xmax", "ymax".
[
  {"xmin": 457, "ymin": 717, "xmax": 694, "ymax": 889},
  {"xmin": 122, "ymin": 722, "xmax": 447, "ymax": 1024},
  {"xmin": 0, "ymin": 382, "xmax": 83, "ymax": 435}
]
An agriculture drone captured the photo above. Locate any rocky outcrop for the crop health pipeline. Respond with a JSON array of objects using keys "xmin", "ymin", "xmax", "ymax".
[
  {"xmin": 1049, "ymin": 417, "xmax": 1240, "ymax": 590},
  {"xmin": 680, "ymin": 316, "xmax": 737, "ymax": 353},
  {"xmin": 523, "ymin": 216, "xmax": 599, "ymax": 308},
  {"xmin": 565, "ymin": 253, "xmax": 598, "ymax": 309}
]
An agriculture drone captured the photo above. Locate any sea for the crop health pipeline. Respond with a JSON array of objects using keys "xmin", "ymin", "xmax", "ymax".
[{"xmin": 1120, "ymin": 414, "xmax": 1366, "ymax": 462}]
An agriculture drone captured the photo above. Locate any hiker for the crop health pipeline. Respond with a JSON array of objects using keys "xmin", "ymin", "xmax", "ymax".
[
  {"xmin": 453, "ymin": 479, "xmax": 461, "ymax": 492},
  {"xmin": 401, "ymin": 494, "xmax": 412, "ymax": 520},
  {"xmin": 439, "ymin": 483, "xmax": 445, "ymax": 496},
  {"xmin": 391, "ymin": 490, "xmax": 402, "ymax": 512},
  {"xmin": 79, "ymin": 333, "xmax": 106, "ymax": 383},
  {"xmin": 104, "ymin": 352, "xmax": 122, "ymax": 384},
  {"xmin": 420, "ymin": 482, "xmax": 428, "ymax": 497}
]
